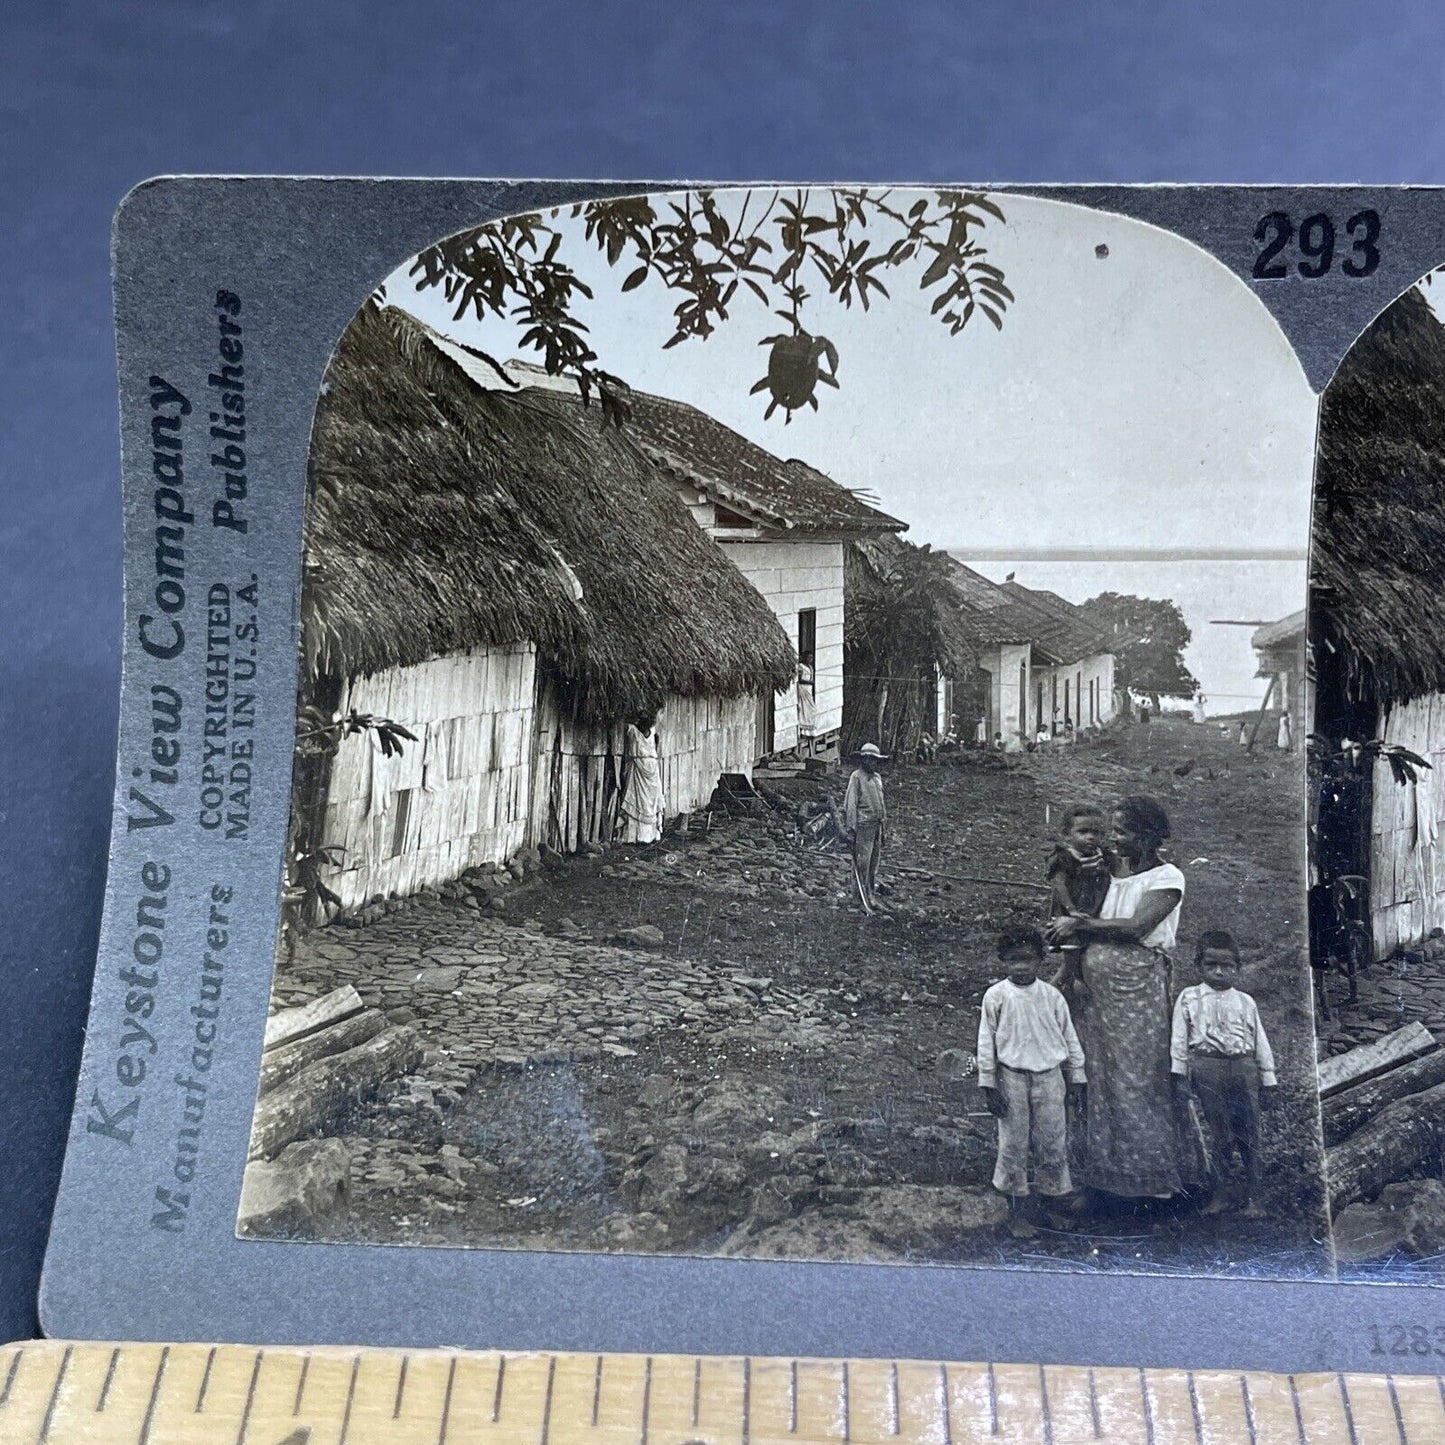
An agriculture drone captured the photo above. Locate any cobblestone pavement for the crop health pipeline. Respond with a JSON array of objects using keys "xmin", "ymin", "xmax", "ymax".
[{"xmin": 1318, "ymin": 945, "xmax": 1445, "ymax": 1055}]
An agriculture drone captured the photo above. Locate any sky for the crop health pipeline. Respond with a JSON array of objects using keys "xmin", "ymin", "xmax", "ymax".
[{"xmin": 391, "ymin": 188, "xmax": 1320, "ymax": 558}]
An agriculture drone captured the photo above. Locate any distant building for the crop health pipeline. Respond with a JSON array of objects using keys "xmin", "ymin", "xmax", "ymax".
[
  {"xmin": 939, "ymin": 561, "xmax": 1116, "ymax": 749},
  {"xmin": 1251, "ymin": 610, "xmax": 1308, "ymax": 744}
]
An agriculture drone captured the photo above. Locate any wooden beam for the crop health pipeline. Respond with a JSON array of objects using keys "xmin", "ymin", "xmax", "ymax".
[
  {"xmin": 1317, "ymin": 1020, "xmax": 1438, "ymax": 1098},
  {"xmin": 1322, "ymin": 1046, "xmax": 1445, "ymax": 1146},
  {"xmin": 1327, "ymin": 1078, "xmax": 1445, "ymax": 1210},
  {"xmin": 263, "ymin": 984, "xmax": 365, "ymax": 1052}
]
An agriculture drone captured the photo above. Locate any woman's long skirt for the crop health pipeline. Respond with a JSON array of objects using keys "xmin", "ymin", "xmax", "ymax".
[{"xmin": 1078, "ymin": 940, "xmax": 1182, "ymax": 1198}]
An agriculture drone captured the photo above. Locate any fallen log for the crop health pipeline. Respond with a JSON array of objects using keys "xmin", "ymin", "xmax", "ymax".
[
  {"xmin": 1326, "ymin": 1079, "xmax": 1445, "ymax": 1212},
  {"xmin": 249, "ymin": 1024, "xmax": 423, "ymax": 1161},
  {"xmin": 264, "ymin": 984, "xmax": 365, "ymax": 1052},
  {"xmin": 259, "ymin": 1008, "xmax": 387, "ymax": 1096},
  {"xmin": 1317, "ymin": 1020, "xmax": 1437, "ymax": 1098},
  {"xmin": 1323, "ymin": 1047, "xmax": 1445, "ymax": 1146}
]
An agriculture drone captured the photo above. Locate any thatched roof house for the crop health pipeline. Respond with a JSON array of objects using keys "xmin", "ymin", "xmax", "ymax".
[
  {"xmin": 307, "ymin": 301, "xmax": 794, "ymax": 722},
  {"xmin": 1313, "ymin": 285, "xmax": 1445, "ymax": 712},
  {"xmin": 299, "ymin": 302, "xmax": 796, "ymax": 906},
  {"xmin": 1311, "ymin": 283, "xmax": 1445, "ymax": 957}
]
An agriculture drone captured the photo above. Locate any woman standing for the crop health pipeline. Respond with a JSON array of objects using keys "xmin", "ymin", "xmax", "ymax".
[
  {"xmin": 620, "ymin": 713, "xmax": 665, "ymax": 845},
  {"xmin": 1045, "ymin": 794, "xmax": 1185, "ymax": 1202}
]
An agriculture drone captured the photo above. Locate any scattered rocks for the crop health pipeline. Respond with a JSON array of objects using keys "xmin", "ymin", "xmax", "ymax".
[
  {"xmin": 238, "ymin": 1139, "xmax": 352, "ymax": 1233},
  {"xmin": 612, "ymin": 924, "xmax": 665, "ymax": 948},
  {"xmin": 1334, "ymin": 1179, "xmax": 1445, "ymax": 1263}
]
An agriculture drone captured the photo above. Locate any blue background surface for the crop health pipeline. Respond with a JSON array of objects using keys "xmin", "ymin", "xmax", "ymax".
[{"xmin": 4, "ymin": 0, "xmax": 1445, "ymax": 1347}]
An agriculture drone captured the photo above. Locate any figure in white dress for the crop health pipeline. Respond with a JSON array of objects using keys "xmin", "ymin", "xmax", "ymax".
[
  {"xmin": 1276, "ymin": 711, "xmax": 1292, "ymax": 751},
  {"xmin": 621, "ymin": 714, "xmax": 664, "ymax": 844},
  {"xmin": 796, "ymin": 662, "xmax": 817, "ymax": 745}
]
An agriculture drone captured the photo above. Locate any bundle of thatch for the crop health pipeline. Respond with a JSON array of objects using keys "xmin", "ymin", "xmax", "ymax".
[
  {"xmin": 306, "ymin": 302, "xmax": 795, "ymax": 722},
  {"xmin": 1313, "ymin": 285, "xmax": 1445, "ymax": 709},
  {"xmin": 842, "ymin": 534, "xmax": 978, "ymax": 754}
]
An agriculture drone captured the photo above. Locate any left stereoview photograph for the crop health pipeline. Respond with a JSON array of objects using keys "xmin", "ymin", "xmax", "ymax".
[{"xmin": 239, "ymin": 187, "xmax": 1332, "ymax": 1277}]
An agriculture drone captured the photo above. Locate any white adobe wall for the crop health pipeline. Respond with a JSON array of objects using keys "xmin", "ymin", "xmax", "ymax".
[
  {"xmin": 320, "ymin": 642, "xmax": 538, "ymax": 909},
  {"xmin": 717, "ymin": 538, "xmax": 842, "ymax": 750}
]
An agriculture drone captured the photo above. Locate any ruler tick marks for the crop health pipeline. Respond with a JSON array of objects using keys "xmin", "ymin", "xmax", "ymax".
[
  {"xmin": 986, "ymin": 1363, "xmax": 998, "ymax": 1436},
  {"xmin": 690, "ymin": 1358, "xmax": 700, "ymax": 1429},
  {"xmin": 1386, "ymin": 1375, "xmax": 1407, "ymax": 1445},
  {"xmin": 594, "ymin": 1355, "xmax": 604, "ymax": 1427},
  {"xmin": 97, "ymin": 1347, "xmax": 120, "ymax": 1412},
  {"xmin": 36, "ymin": 1344, "xmax": 72, "ymax": 1445},
  {"xmin": 1288, "ymin": 1374, "xmax": 1307, "ymax": 1445},
  {"xmin": 394, "ymin": 1355, "xmax": 410, "ymax": 1419},
  {"xmin": 1139, "ymin": 1368, "xmax": 1156, "ymax": 1445},
  {"xmin": 1038, "ymin": 1365, "xmax": 1053, "ymax": 1445},
  {"xmin": 1338, "ymin": 1374, "xmax": 1360, "ymax": 1445},
  {"xmin": 890, "ymin": 1361, "xmax": 900, "ymax": 1436},
  {"xmin": 1240, "ymin": 1375, "xmax": 1258, "ymax": 1445},
  {"xmin": 542, "ymin": 1356, "xmax": 558, "ymax": 1445},
  {"xmin": 789, "ymin": 1360, "xmax": 798, "ymax": 1434},
  {"xmin": 742, "ymin": 1357, "xmax": 752, "ymax": 1445},
  {"xmin": 840, "ymin": 1361, "xmax": 849, "ymax": 1443},
  {"xmin": 195, "ymin": 1346, "xmax": 217, "ymax": 1412},
  {"xmin": 439, "ymin": 1358, "xmax": 457, "ymax": 1445},
  {"xmin": 338, "ymin": 1355, "xmax": 360, "ymax": 1445},
  {"xmin": 637, "ymin": 1357, "xmax": 649, "ymax": 1445},
  {"xmin": 138, "ymin": 1346, "xmax": 169, "ymax": 1445},
  {"xmin": 293, "ymin": 1355, "xmax": 310, "ymax": 1416},
  {"xmin": 235, "ymin": 1350, "xmax": 262, "ymax": 1445},
  {"xmin": 493, "ymin": 1355, "xmax": 507, "ymax": 1423},
  {"xmin": 1087, "ymin": 1368, "xmax": 1101, "ymax": 1439},
  {"xmin": 0, "ymin": 1350, "xmax": 22, "ymax": 1407},
  {"xmin": 1187, "ymin": 1372, "xmax": 1203, "ymax": 1444},
  {"xmin": 938, "ymin": 1364, "xmax": 953, "ymax": 1445}
]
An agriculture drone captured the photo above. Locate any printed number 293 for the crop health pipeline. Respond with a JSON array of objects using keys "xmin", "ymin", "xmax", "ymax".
[{"xmin": 1253, "ymin": 210, "xmax": 1381, "ymax": 280}]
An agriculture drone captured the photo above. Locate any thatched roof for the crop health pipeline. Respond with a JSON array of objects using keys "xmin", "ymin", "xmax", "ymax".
[
  {"xmin": 1313, "ymin": 286, "xmax": 1445, "ymax": 708},
  {"xmin": 305, "ymin": 302, "xmax": 795, "ymax": 719},
  {"xmin": 845, "ymin": 534, "xmax": 979, "ymax": 675}
]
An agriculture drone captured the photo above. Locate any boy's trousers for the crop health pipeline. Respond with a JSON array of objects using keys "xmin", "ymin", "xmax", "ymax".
[
  {"xmin": 993, "ymin": 1063, "xmax": 1072, "ymax": 1196},
  {"xmin": 1189, "ymin": 1053, "xmax": 1261, "ymax": 1187},
  {"xmin": 852, "ymin": 820, "xmax": 882, "ymax": 909}
]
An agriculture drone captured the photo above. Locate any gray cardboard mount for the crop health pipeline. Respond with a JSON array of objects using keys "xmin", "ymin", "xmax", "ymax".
[{"xmin": 42, "ymin": 180, "xmax": 1445, "ymax": 1369}]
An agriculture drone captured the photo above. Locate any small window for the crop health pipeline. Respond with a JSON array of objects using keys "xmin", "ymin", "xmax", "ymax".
[
  {"xmin": 388, "ymin": 788, "xmax": 414, "ymax": 859},
  {"xmin": 798, "ymin": 608, "xmax": 817, "ymax": 674}
]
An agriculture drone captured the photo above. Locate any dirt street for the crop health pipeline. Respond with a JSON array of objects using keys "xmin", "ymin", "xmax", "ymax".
[{"xmin": 262, "ymin": 717, "xmax": 1333, "ymax": 1278}]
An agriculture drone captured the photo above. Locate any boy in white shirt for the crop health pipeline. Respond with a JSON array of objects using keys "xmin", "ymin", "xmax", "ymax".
[
  {"xmin": 977, "ymin": 925, "xmax": 1087, "ymax": 1239},
  {"xmin": 1170, "ymin": 930, "xmax": 1277, "ymax": 1218}
]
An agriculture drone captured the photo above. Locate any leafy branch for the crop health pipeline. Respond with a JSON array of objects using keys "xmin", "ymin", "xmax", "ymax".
[{"xmin": 408, "ymin": 187, "xmax": 1012, "ymax": 424}]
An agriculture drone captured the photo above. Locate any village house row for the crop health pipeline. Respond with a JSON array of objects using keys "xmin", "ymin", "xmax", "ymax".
[{"xmin": 301, "ymin": 301, "xmax": 1120, "ymax": 911}]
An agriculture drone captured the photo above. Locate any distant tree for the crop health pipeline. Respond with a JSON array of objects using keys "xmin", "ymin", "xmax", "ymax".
[
  {"xmin": 1078, "ymin": 592, "xmax": 1199, "ymax": 710},
  {"xmin": 405, "ymin": 188, "xmax": 1013, "ymax": 426}
]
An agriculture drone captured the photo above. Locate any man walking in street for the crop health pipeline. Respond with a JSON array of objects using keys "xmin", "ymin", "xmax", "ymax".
[{"xmin": 844, "ymin": 742, "xmax": 889, "ymax": 913}]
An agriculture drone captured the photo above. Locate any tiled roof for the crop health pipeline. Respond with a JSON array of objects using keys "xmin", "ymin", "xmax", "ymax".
[
  {"xmin": 625, "ymin": 389, "xmax": 907, "ymax": 535},
  {"xmin": 936, "ymin": 559, "xmax": 1110, "ymax": 663},
  {"xmin": 1252, "ymin": 610, "xmax": 1306, "ymax": 650}
]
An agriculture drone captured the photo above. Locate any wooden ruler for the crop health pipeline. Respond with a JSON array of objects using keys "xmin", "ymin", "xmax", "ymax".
[{"xmin": 1, "ymin": 1341, "xmax": 1441, "ymax": 1444}]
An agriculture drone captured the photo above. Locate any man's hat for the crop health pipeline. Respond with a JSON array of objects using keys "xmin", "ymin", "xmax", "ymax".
[{"xmin": 858, "ymin": 742, "xmax": 890, "ymax": 760}]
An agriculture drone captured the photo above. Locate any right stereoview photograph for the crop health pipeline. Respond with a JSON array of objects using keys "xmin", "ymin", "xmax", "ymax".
[{"xmin": 1312, "ymin": 272, "xmax": 1445, "ymax": 1279}]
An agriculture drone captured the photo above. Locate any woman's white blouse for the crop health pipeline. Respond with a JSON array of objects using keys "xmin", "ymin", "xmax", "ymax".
[{"xmin": 1100, "ymin": 862, "xmax": 1186, "ymax": 951}]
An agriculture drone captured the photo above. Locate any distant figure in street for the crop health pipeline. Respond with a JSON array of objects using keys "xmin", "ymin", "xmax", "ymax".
[
  {"xmin": 1171, "ymin": 930, "xmax": 1277, "ymax": 1217},
  {"xmin": 992, "ymin": 732, "xmax": 1006, "ymax": 751},
  {"xmin": 620, "ymin": 713, "xmax": 664, "ymax": 844},
  {"xmin": 1193, "ymin": 694, "xmax": 1207, "ymax": 725},
  {"xmin": 844, "ymin": 742, "xmax": 888, "ymax": 913},
  {"xmin": 978, "ymin": 925, "xmax": 1087, "ymax": 1239},
  {"xmin": 1276, "ymin": 711, "xmax": 1292, "ymax": 751},
  {"xmin": 975, "ymin": 716, "xmax": 988, "ymax": 748},
  {"xmin": 1237, "ymin": 721, "xmax": 1249, "ymax": 748}
]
